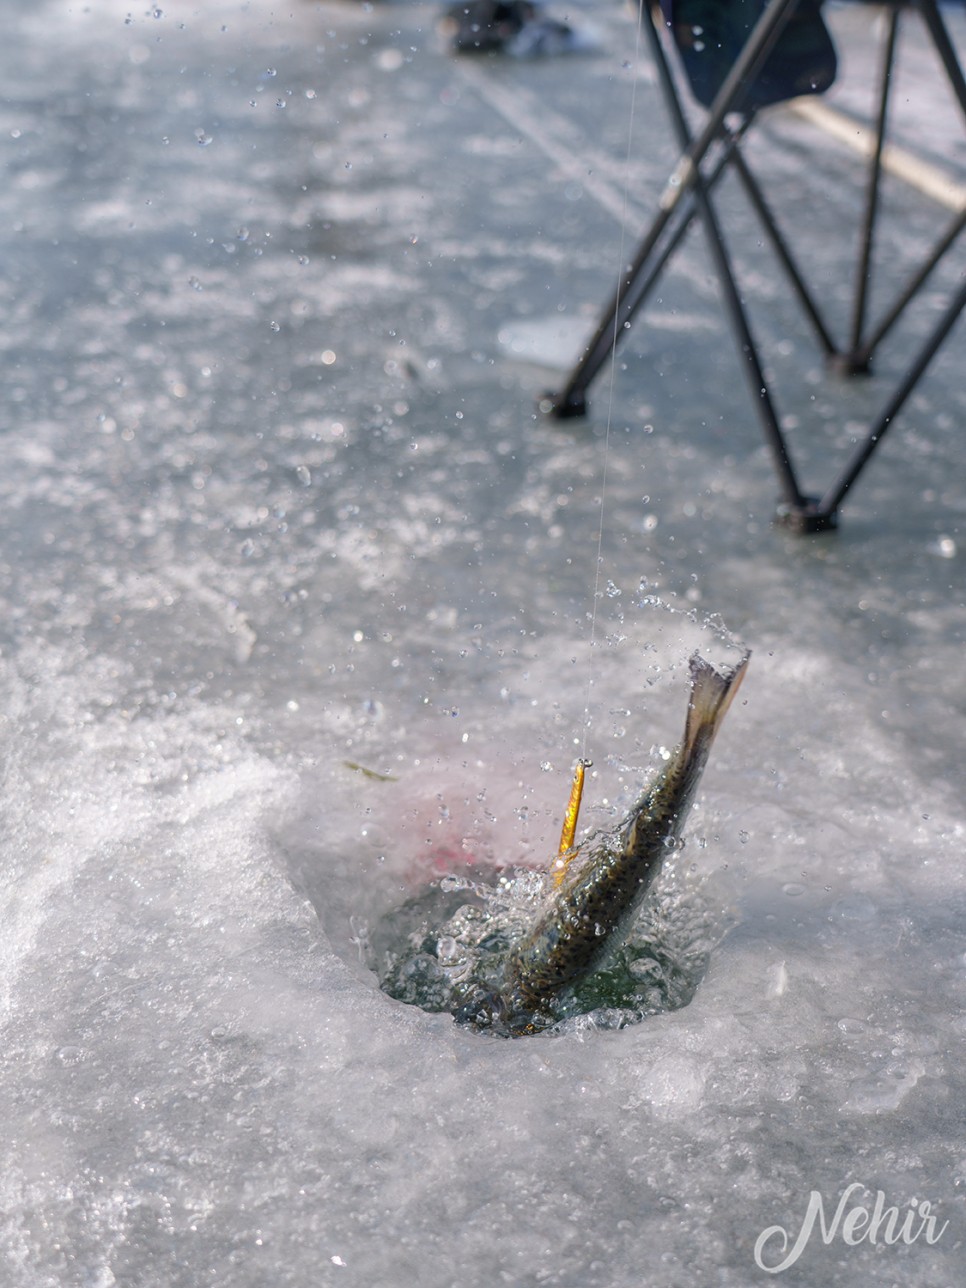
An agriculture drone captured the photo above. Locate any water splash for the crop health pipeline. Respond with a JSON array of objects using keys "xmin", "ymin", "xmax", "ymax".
[{"xmin": 367, "ymin": 858, "xmax": 729, "ymax": 1037}]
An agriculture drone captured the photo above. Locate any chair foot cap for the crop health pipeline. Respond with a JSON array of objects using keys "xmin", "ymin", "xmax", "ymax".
[
  {"xmin": 774, "ymin": 499, "xmax": 839, "ymax": 534},
  {"xmin": 540, "ymin": 391, "xmax": 587, "ymax": 419}
]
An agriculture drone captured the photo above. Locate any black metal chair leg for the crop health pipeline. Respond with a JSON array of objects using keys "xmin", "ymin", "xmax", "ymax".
[
  {"xmin": 542, "ymin": 0, "xmax": 965, "ymax": 531},
  {"xmin": 853, "ymin": 205, "xmax": 966, "ymax": 366},
  {"xmin": 917, "ymin": 0, "xmax": 966, "ymax": 113},
  {"xmin": 641, "ymin": 7, "xmax": 811, "ymax": 514},
  {"xmin": 841, "ymin": 2, "xmax": 901, "ymax": 372},
  {"xmin": 819, "ymin": 274, "xmax": 966, "ymax": 518},
  {"xmin": 849, "ymin": 0, "xmax": 966, "ymax": 369},
  {"xmin": 729, "ymin": 146, "xmax": 839, "ymax": 359},
  {"xmin": 546, "ymin": 0, "xmax": 804, "ymax": 416}
]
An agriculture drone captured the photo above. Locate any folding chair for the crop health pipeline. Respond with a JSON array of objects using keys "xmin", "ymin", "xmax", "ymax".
[{"xmin": 544, "ymin": 0, "xmax": 966, "ymax": 532}]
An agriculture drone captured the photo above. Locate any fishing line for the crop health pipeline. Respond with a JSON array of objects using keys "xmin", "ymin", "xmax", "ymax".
[{"xmin": 579, "ymin": 0, "xmax": 648, "ymax": 766}]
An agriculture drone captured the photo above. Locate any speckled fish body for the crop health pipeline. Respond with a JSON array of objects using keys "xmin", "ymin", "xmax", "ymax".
[{"xmin": 501, "ymin": 650, "xmax": 749, "ymax": 1024}]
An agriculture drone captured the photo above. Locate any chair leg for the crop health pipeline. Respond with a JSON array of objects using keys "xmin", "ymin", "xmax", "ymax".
[
  {"xmin": 852, "ymin": 205, "xmax": 966, "ymax": 366},
  {"xmin": 729, "ymin": 146, "xmax": 839, "ymax": 359},
  {"xmin": 819, "ymin": 274, "xmax": 966, "ymax": 518},
  {"xmin": 640, "ymin": 13, "xmax": 813, "ymax": 515},
  {"xmin": 842, "ymin": 0, "xmax": 966, "ymax": 370},
  {"xmin": 544, "ymin": 141, "xmax": 752, "ymax": 419},
  {"xmin": 917, "ymin": 0, "xmax": 966, "ymax": 114},
  {"xmin": 688, "ymin": 172, "xmax": 820, "ymax": 519},
  {"xmin": 840, "ymin": 2, "xmax": 901, "ymax": 372},
  {"xmin": 545, "ymin": 0, "xmax": 804, "ymax": 417},
  {"xmin": 544, "ymin": 0, "xmax": 965, "ymax": 529}
]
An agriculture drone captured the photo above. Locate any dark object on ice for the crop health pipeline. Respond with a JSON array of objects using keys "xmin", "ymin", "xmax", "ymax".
[
  {"xmin": 543, "ymin": 0, "xmax": 966, "ymax": 534},
  {"xmin": 460, "ymin": 650, "xmax": 749, "ymax": 1036},
  {"xmin": 443, "ymin": 0, "xmax": 589, "ymax": 56},
  {"xmin": 661, "ymin": 0, "xmax": 835, "ymax": 111},
  {"xmin": 445, "ymin": 0, "xmax": 536, "ymax": 53}
]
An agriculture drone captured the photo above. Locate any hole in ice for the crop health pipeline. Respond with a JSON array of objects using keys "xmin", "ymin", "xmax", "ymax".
[
  {"xmin": 365, "ymin": 857, "xmax": 725, "ymax": 1038},
  {"xmin": 288, "ymin": 600, "xmax": 746, "ymax": 1039}
]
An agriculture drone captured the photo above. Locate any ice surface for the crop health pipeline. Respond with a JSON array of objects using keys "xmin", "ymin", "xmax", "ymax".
[
  {"xmin": 497, "ymin": 315, "xmax": 591, "ymax": 370},
  {"xmin": 2, "ymin": 0, "xmax": 965, "ymax": 1285}
]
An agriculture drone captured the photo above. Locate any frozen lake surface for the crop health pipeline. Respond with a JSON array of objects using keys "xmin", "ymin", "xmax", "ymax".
[{"xmin": 2, "ymin": 0, "xmax": 965, "ymax": 1284}]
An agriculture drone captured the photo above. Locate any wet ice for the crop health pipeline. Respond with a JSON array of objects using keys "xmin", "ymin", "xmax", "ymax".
[{"xmin": 368, "ymin": 855, "xmax": 726, "ymax": 1035}]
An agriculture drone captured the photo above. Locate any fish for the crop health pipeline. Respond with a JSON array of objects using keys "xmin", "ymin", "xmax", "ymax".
[{"xmin": 456, "ymin": 649, "xmax": 749, "ymax": 1035}]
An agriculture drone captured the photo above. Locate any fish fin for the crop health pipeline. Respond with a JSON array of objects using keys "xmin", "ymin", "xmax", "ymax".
[{"xmin": 683, "ymin": 650, "xmax": 750, "ymax": 756}]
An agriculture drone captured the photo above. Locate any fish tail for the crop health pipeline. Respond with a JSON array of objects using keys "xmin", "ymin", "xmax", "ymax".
[{"xmin": 684, "ymin": 651, "xmax": 750, "ymax": 756}]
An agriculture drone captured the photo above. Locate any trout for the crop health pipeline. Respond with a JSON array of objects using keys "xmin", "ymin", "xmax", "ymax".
[{"xmin": 457, "ymin": 649, "xmax": 749, "ymax": 1035}]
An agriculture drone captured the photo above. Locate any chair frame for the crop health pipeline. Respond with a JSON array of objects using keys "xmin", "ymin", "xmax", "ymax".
[{"xmin": 544, "ymin": 0, "xmax": 966, "ymax": 532}]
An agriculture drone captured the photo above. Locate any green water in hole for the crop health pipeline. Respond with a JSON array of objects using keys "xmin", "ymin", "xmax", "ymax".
[{"xmin": 366, "ymin": 863, "xmax": 725, "ymax": 1037}]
